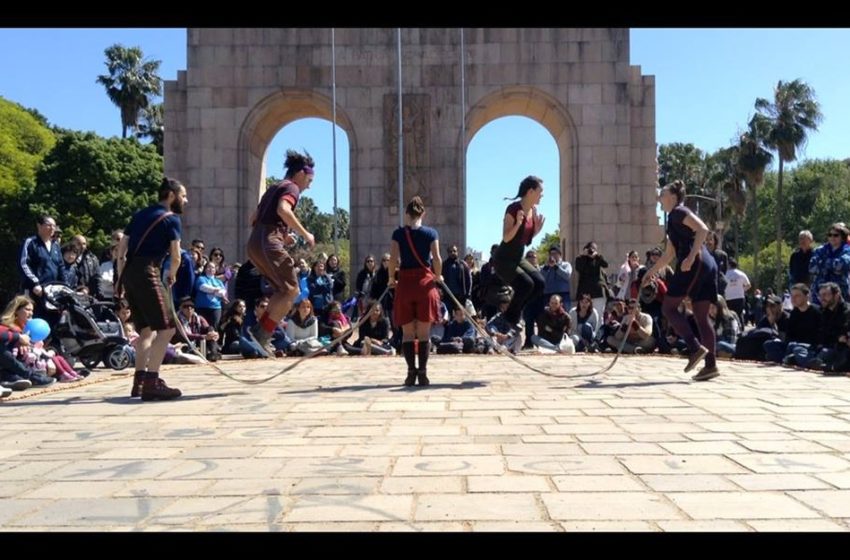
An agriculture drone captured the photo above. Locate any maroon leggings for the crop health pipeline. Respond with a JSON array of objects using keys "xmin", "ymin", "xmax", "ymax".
[
  {"xmin": 662, "ymin": 295, "xmax": 716, "ymax": 368},
  {"xmin": 52, "ymin": 355, "xmax": 75, "ymax": 375}
]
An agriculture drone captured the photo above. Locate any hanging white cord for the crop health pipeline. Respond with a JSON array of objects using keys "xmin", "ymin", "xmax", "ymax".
[
  {"xmin": 331, "ymin": 28, "xmax": 339, "ymax": 257},
  {"xmin": 396, "ymin": 28, "xmax": 404, "ymax": 226}
]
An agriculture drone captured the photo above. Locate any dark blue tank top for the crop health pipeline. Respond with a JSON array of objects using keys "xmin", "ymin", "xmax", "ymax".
[{"xmin": 667, "ymin": 204, "xmax": 710, "ymax": 264}]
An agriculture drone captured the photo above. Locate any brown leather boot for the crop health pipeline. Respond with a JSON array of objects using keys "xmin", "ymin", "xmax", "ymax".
[
  {"xmin": 130, "ymin": 370, "xmax": 146, "ymax": 398},
  {"xmin": 141, "ymin": 372, "xmax": 182, "ymax": 401}
]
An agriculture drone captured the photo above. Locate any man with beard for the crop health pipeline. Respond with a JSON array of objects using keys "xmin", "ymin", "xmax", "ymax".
[{"xmin": 116, "ymin": 177, "xmax": 188, "ymax": 401}]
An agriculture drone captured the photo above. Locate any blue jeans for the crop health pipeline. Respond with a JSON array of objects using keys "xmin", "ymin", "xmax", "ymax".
[
  {"xmin": 763, "ymin": 339, "xmax": 788, "ymax": 363},
  {"xmin": 571, "ymin": 323, "xmax": 595, "ymax": 351},
  {"xmin": 790, "ymin": 344, "xmax": 834, "ymax": 369},
  {"xmin": 717, "ymin": 340, "xmax": 737, "ymax": 357}
]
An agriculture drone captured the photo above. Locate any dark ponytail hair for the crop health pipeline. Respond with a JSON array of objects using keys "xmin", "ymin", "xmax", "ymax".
[
  {"xmin": 406, "ymin": 196, "xmax": 425, "ymax": 219},
  {"xmin": 284, "ymin": 149, "xmax": 315, "ymax": 179},
  {"xmin": 663, "ymin": 180, "xmax": 686, "ymax": 204},
  {"xmin": 158, "ymin": 176, "xmax": 184, "ymax": 201},
  {"xmin": 505, "ymin": 175, "xmax": 543, "ymax": 200}
]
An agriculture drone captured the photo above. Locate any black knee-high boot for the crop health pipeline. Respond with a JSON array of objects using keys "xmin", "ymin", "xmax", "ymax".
[
  {"xmin": 402, "ymin": 341, "xmax": 417, "ymax": 386},
  {"xmin": 417, "ymin": 340, "xmax": 431, "ymax": 386}
]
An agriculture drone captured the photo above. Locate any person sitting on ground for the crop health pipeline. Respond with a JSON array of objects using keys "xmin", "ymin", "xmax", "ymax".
[
  {"xmin": 218, "ymin": 299, "xmax": 267, "ymax": 359},
  {"xmin": 174, "ymin": 296, "xmax": 221, "ymax": 361},
  {"xmin": 322, "ymin": 301, "xmax": 351, "ymax": 354},
  {"xmin": 285, "ymin": 298, "xmax": 323, "ymax": 356},
  {"xmin": 568, "ymin": 293, "xmax": 600, "ymax": 352},
  {"xmin": 605, "ymin": 298, "xmax": 655, "ymax": 354},
  {"xmin": 0, "ymin": 296, "xmax": 57, "ymax": 386},
  {"xmin": 485, "ymin": 297, "xmax": 522, "ymax": 354},
  {"xmin": 532, "ymin": 294, "xmax": 575, "ymax": 354},
  {"xmin": 438, "ymin": 306, "xmax": 477, "ymax": 354},
  {"xmin": 345, "ymin": 302, "xmax": 394, "ymax": 356},
  {"xmin": 710, "ymin": 295, "xmax": 740, "ymax": 358},
  {"xmin": 764, "ymin": 283, "xmax": 821, "ymax": 365}
]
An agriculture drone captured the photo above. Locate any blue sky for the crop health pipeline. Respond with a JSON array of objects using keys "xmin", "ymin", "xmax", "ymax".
[{"xmin": 2, "ymin": 28, "xmax": 849, "ymax": 255}]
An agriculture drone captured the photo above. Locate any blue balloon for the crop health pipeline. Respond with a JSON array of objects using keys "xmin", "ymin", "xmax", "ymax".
[{"xmin": 24, "ymin": 318, "xmax": 50, "ymax": 343}]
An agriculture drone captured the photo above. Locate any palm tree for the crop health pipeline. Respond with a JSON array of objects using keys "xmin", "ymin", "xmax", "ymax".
[
  {"xmin": 705, "ymin": 146, "xmax": 742, "ymax": 252},
  {"xmin": 96, "ymin": 44, "xmax": 162, "ymax": 139},
  {"xmin": 737, "ymin": 120, "xmax": 774, "ymax": 288},
  {"xmin": 752, "ymin": 79, "xmax": 823, "ymax": 291},
  {"xmin": 657, "ymin": 143, "xmax": 708, "ymax": 213},
  {"xmin": 136, "ymin": 103, "xmax": 164, "ymax": 155},
  {"xmin": 718, "ymin": 145, "xmax": 748, "ymax": 258}
]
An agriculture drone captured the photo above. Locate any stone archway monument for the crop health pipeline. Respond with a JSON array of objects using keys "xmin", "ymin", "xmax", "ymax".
[{"xmin": 164, "ymin": 28, "xmax": 662, "ymax": 273}]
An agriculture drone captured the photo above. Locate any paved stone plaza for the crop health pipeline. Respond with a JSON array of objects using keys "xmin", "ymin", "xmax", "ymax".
[{"xmin": 1, "ymin": 354, "xmax": 849, "ymax": 532}]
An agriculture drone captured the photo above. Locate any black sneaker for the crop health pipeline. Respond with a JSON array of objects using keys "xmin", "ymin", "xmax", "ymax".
[
  {"xmin": 0, "ymin": 373, "xmax": 32, "ymax": 391},
  {"xmin": 692, "ymin": 365, "xmax": 720, "ymax": 382},
  {"xmin": 417, "ymin": 371, "xmax": 430, "ymax": 386},
  {"xmin": 29, "ymin": 372, "xmax": 56, "ymax": 386},
  {"xmin": 822, "ymin": 365, "xmax": 846, "ymax": 376},
  {"xmin": 76, "ymin": 368, "xmax": 91, "ymax": 378},
  {"xmin": 684, "ymin": 345, "xmax": 709, "ymax": 373}
]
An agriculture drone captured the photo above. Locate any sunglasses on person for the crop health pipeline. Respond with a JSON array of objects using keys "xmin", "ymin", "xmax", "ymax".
[{"xmin": 828, "ymin": 232, "xmax": 842, "ymax": 238}]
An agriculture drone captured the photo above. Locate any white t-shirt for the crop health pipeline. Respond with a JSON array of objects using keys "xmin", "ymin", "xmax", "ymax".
[{"xmin": 724, "ymin": 268, "xmax": 750, "ymax": 301}]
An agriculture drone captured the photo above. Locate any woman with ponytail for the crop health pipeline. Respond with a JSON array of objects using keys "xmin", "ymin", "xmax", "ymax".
[
  {"xmin": 642, "ymin": 180, "xmax": 721, "ymax": 381},
  {"xmin": 491, "ymin": 176, "xmax": 547, "ymax": 336},
  {"xmin": 388, "ymin": 196, "xmax": 442, "ymax": 387}
]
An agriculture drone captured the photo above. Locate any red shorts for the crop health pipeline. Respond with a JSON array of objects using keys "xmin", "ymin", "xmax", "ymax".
[{"xmin": 393, "ymin": 268, "xmax": 441, "ymax": 326}]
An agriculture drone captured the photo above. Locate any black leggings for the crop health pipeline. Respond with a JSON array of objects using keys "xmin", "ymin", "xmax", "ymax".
[{"xmin": 503, "ymin": 259, "xmax": 545, "ymax": 326}]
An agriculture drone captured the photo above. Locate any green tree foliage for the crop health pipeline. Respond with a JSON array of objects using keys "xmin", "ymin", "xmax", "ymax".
[
  {"xmin": 0, "ymin": 97, "xmax": 56, "ymax": 301},
  {"xmin": 31, "ymin": 131, "xmax": 162, "ymax": 253},
  {"xmin": 738, "ymin": 240, "xmax": 794, "ymax": 294},
  {"xmin": 136, "ymin": 103, "xmax": 164, "ymax": 155},
  {"xmin": 0, "ymin": 96, "xmax": 56, "ymax": 195},
  {"xmin": 736, "ymin": 160, "xmax": 850, "ymax": 254},
  {"xmin": 533, "ymin": 229, "xmax": 561, "ymax": 263},
  {"xmin": 658, "ymin": 142, "xmax": 708, "ymax": 198}
]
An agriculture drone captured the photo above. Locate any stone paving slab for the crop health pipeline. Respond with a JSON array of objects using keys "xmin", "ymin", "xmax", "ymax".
[{"xmin": 1, "ymin": 354, "xmax": 849, "ymax": 531}]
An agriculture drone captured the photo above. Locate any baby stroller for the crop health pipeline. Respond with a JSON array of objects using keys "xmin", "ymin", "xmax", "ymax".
[{"xmin": 41, "ymin": 282, "xmax": 130, "ymax": 370}]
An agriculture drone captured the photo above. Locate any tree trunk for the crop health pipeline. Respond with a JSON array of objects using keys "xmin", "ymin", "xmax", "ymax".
[
  {"xmin": 121, "ymin": 125, "xmax": 127, "ymax": 139},
  {"xmin": 734, "ymin": 217, "xmax": 739, "ymax": 258},
  {"xmin": 776, "ymin": 157, "xmax": 785, "ymax": 293}
]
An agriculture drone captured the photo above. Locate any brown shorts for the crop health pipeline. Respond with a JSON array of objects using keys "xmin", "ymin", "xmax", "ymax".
[
  {"xmin": 246, "ymin": 224, "xmax": 299, "ymax": 296},
  {"xmin": 122, "ymin": 257, "xmax": 174, "ymax": 332}
]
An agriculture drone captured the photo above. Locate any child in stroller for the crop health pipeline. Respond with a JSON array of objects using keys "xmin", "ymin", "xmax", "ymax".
[{"xmin": 41, "ymin": 282, "xmax": 131, "ymax": 370}]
